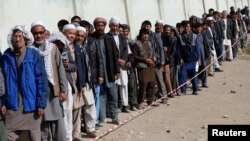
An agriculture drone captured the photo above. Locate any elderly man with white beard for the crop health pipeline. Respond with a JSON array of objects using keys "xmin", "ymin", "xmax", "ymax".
[
  {"xmin": 30, "ymin": 21, "xmax": 68, "ymax": 141},
  {"xmin": 107, "ymin": 17, "xmax": 129, "ymax": 113}
]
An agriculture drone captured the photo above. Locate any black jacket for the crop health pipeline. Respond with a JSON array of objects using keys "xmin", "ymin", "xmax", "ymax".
[
  {"xmin": 74, "ymin": 44, "xmax": 86, "ymax": 91},
  {"xmin": 91, "ymin": 32, "xmax": 120, "ymax": 83},
  {"xmin": 107, "ymin": 33, "xmax": 128, "ymax": 70},
  {"xmin": 214, "ymin": 20, "xmax": 225, "ymax": 45},
  {"xmin": 162, "ymin": 33, "xmax": 177, "ymax": 66},
  {"xmin": 221, "ymin": 18, "xmax": 234, "ymax": 40}
]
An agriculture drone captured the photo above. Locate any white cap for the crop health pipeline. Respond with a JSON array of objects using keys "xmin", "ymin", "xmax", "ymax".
[
  {"xmin": 109, "ymin": 17, "xmax": 120, "ymax": 25},
  {"xmin": 206, "ymin": 16, "xmax": 214, "ymax": 21},
  {"xmin": 76, "ymin": 26, "xmax": 86, "ymax": 33},
  {"xmin": 63, "ymin": 24, "xmax": 76, "ymax": 32},
  {"xmin": 156, "ymin": 20, "xmax": 164, "ymax": 24},
  {"xmin": 31, "ymin": 21, "xmax": 45, "ymax": 28}
]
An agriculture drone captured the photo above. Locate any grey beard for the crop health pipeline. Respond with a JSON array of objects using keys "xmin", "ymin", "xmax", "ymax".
[
  {"xmin": 75, "ymin": 42, "xmax": 82, "ymax": 46},
  {"xmin": 34, "ymin": 40, "xmax": 44, "ymax": 45},
  {"xmin": 111, "ymin": 32, "xmax": 119, "ymax": 35}
]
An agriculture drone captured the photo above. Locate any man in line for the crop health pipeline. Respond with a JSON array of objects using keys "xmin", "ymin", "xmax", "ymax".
[
  {"xmin": 107, "ymin": 17, "xmax": 129, "ymax": 113},
  {"xmin": 0, "ymin": 51, "xmax": 7, "ymax": 141},
  {"xmin": 73, "ymin": 26, "xmax": 98, "ymax": 138},
  {"xmin": 221, "ymin": 10, "xmax": 234, "ymax": 61},
  {"xmin": 91, "ymin": 17, "xmax": 120, "ymax": 124},
  {"xmin": 141, "ymin": 20, "xmax": 168, "ymax": 103},
  {"xmin": 2, "ymin": 25, "xmax": 48, "ymax": 140},
  {"xmin": 177, "ymin": 21, "xmax": 200, "ymax": 95},
  {"xmin": 63, "ymin": 24, "xmax": 78, "ymax": 141},
  {"xmin": 31, "ymin": 21, "xmax": 68, "ymax": 141}
]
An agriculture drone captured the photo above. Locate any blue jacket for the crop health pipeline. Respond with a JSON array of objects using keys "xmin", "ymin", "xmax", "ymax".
[
  {"xmin": 177, "ymin": 33, "xmax": 200, "ymax": 63},
  {"xmin": 2, "ymin": 47, "xmax": 48, "ymax": 112}
]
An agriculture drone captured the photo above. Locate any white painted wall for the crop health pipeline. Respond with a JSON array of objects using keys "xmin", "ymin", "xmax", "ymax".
[
  {"xmin": 0, "ymin": 0, "xmax": 75, "ymax": 51},
  {"xmin": 0, "ymin": 0, "xmax": 247, "ymax": 51},
  {"xmin": 160, "ymin": 0, "xmax": 186, "ymax": 27},
  {"xmin": 242, "ymin": 0, "xmax": 249, "ymax": 7},
  {"xmin": 187, "ymin": 0, "xmax": 204, "ymax": 17},
  {"xmin": 217, "ymin": 0, "xmax": 229, "ymax": 11},
  {"xmin": 125, "ymin": 0, "xmax": 161, "ymax": 39},
  {"xmin": 204, "ymin": 0, "xmax": 218, "ymax": 11},
  {"xmin": 228, "ymin": 0, "xmax": 236, "ymax": 9},
  {"xmin": 76, "ymin": 0, "xmax": 127, "ymax": 26},
  {"xmin": 235, "ymin": 0, "xmax": 243, "ymax": 9}
]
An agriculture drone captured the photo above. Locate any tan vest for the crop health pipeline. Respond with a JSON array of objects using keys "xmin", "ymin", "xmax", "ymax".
[{"xmin": 51, "ymin": 45, "xmax": 60, "ymax": 96}]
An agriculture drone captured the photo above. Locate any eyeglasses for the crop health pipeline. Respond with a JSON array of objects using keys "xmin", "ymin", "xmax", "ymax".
[{"xmin": 32, "ymin": 31, "xmax": 45, "ymax": 35}]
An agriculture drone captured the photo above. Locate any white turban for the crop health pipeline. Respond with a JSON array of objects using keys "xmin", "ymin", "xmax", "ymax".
[
  {"xmin": 156, "ymin": 20, "xmax": 164, "ymax": 24},
  {"xmin": 76, "ymin": 26, "xmax": 86, "ymax": 33},
  {"xmin": 7, "ymin": 25, "xmax": 34, "ymax": 51},
  {"xmin": 109, "ymin": 17, "xmax": 120, "ymax": 25},
  {"xmin": 206, "ymin": 16, "xmax": 214, "ymax": 21},
  {"xmin": 63, "ymin": 24, "xmax": 76, "ymax": 32},
  {"xmin": 31, "ymin": 21, "xmax": 45, "ymax": 29},
  {"xmin": 48, "ymin": 32, "xmax": 70, "ymax": 47}
]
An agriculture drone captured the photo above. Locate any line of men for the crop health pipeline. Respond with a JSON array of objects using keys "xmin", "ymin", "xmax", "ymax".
[{"xmin": 0, "ymin": 6, "xmax": 249, "ymax": 141}]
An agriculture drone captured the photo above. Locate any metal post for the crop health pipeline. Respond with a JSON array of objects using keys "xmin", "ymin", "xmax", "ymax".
[
  {"xmin": 157, "ymin": 0, "xmax": 164, "ymax": 20},
  {"xmin": 72, "ymin": 0, "xmax": 77, "ymax": 16},
  {"xmin": 182, "ymin": 0, "xmax": 189, "ymax": 20},
  {"xmin": 216, "ymin": 0, "xmax": 219, "ymax": 11},
  {"xmin": 202, "ymin": 0, "xmax": 206, "ymax": 14}
]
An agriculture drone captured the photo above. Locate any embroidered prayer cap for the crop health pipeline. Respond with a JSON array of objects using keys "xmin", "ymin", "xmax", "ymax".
[
  {"xmin": 7, "ymin": 25, "xmax": 34, "ymax": 51},
  {"xmin": 93, "ymin": 17, "xmax": 107, "ymax": 26},
  {"xmin": 62, "ymin": 24, "xmax": 76, "ymax": 32}
]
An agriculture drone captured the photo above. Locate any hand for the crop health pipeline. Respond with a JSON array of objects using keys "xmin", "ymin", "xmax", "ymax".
[
  {"xmin": 1, "ymin": 106, "xmax": 6, "ymax": 115},
  {"xmin": 127, "ymin": 62, "xmax": 132, "ymax": 68},
  {"xmin": 161, "ymin": 63, "xmax": 164, "ymax": 68},
  {"xmin": 164, "ymin": 47, "xmax": 168, "ymax": 52},
  {"xmin": 82, "ymin": 87, "xmax": 86, "ymax": 95},
  {"xmin": 180, "ymin": 59, "xmax": 184, "ymax": 65},
  {"xmin": 115, "ymin": 73, "xmax": 120, "ymax": 80},
  {"xmin": 98, "ymin": 77, "xmax": 104, "ymax": 84},
  {"xmin": 37, "ymin": 108, "xmax": 45, "ymax": 116},
  {"xmin": 198, "ymin": 60, "xmax": 201, "ymax": 65},
  {"xmin": 63, "ymin": 59, "xmax": 69, "ymax": 68},
  {"xmin": 146, "ymin": 58, "xmax": 155, "ymax": 67},
  {"xmin": 118, "ymin": 59, "xmax": 126, "ymax": 67},
  {"xmin": 146, "ymin": 58, "xmax": 153, "ymax": 65},
  {"xmin": 59, "ymin": 91, "xmax": 67, "ymax": 102}
]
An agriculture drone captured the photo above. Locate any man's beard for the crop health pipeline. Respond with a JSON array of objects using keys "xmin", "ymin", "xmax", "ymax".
[
  {"xmin": 97, "ymin": 30, "xmax": 104, "ymax": 35},
  {"xmin": 34, "ymin": 40, "xmax": 44, "ymax": 45},
  {"xmin": 110, "ymin": 31, "xmax": 119, "ymax": 35}
]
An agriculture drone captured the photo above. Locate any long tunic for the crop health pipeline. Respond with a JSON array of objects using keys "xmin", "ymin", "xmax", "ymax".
[{"xmin": 34, "ymin": 42, "xmax": 67, "ymax": 121}]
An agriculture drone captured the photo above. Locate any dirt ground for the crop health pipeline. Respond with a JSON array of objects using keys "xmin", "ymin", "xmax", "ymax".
[{"xmin": 92, "ymin": 54, "xmax": 250, "ymax": 141}]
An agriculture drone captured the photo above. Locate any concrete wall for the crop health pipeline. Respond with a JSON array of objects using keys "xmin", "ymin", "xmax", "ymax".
[{"xmin": 0, "ymin": 0, "xmax": 249, "ymax": 51}]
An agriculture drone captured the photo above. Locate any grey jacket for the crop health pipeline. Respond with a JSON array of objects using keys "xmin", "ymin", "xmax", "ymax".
[{"xmin": 0, "ymin": 52, "xmax": 5, "ymax": 120}]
